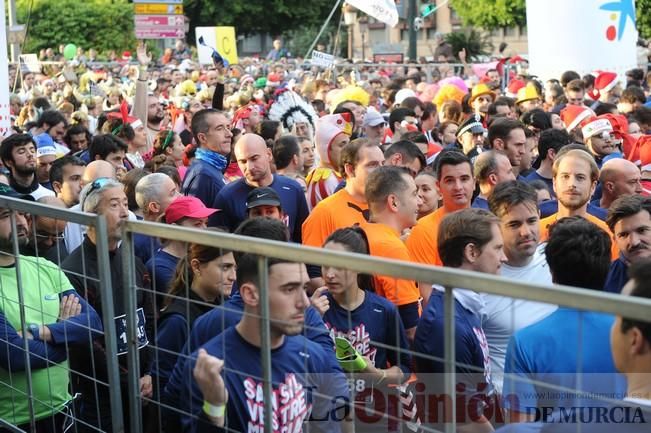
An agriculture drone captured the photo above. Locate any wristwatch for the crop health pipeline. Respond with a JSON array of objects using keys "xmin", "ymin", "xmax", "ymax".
[{"xmin": 28, "ymin": 323, "xmax": 40, "ymax": 340}]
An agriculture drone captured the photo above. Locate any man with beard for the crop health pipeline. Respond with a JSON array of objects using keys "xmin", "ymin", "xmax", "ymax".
[
  {"xmin": 61, "ymin": 178, "xmax": 155, "ymax": 433},
  {"xmin": 604, "ymin": 195, "xmax": 651, "ymax": 293},
  {"xmin": 539, "ymin": 148, "xmax": 619, "ymax": 259},
  {"xmin": 212, "ymin": 134, "xmax": 308, "ymax": 242},
  {"xmin": 182, "ymin": 109, "xmax": 233, "ymax": 210},
  {"xmin": 145, "ymin": 95, "xmax": 165, "ymax": 146},
  {"xmin": 0, "ymin": 183, "xmax": 101, "ymax": 432},
  {"xmin": 0, "ymin": 133, "xmax": 54, "ymax": 200}
]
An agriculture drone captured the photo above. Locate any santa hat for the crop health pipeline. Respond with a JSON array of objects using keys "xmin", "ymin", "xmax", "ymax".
[
  {"xmin": 240, "ymin": 74, "xmax": 254, "ymax": 87},
  {"xmin": 506, "ymin": 79, "xmax": 525, "ymax": 97},
  {"xmin": 588, "ymin": 72, "xmax": 618, "ymax": 100},
  {"xmin": 107, "ymin": 100, "xmax": 143, "ymax": 131},
  {"xmin": 560, "ymin": 105, "xmax": 594, "ymax": 132},
  {"xmin": 581, "ymin": 116, "xmax": 613, "ymax": 140},
  {"xmin": 315, "ymin": 113, "xmax": 353, "ymax": 167},
  {"xmin": 635, "ymin": 135, "xmax": 651, "ymax": 170}
]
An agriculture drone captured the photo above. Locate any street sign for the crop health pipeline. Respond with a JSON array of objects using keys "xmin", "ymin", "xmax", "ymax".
[
  {"xmin": 135, "ymin": 15, "xmax": 184, "ymax": 27},
  {"xmin": 135, "ymin": 27, "xmax": 185, "ymax": 39},
  {"xmin": 134, "ymin": 3, "xmax": 183, "ymax": 15},
  {"xmin": 133, "ymin": 0, "xmax": 182, "ymax": 3},
  {"xmin": 134, "ymin": 15, "xmax": 185, "ymax": 39}
]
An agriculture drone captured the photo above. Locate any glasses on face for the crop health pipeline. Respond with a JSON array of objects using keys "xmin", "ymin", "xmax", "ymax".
[{"xmin": 35, "ymin": 230, "xmax": 65, "ymax": 242}]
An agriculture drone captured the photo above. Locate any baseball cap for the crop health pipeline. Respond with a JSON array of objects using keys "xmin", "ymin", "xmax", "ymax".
[
  {"xmin": 246, "ymin": 187, "xmax": 281, "ymax": 209},
  {"xmin": 363, "ymin": 108, "xmax": 385, "ymax": 127},
  {"xmin": 0, "ymin": 183, "xmax": 35, "ymax": 201},
  {"xmin": 165, "ymin": 196, "xmax": 219, "ymax": 224}
]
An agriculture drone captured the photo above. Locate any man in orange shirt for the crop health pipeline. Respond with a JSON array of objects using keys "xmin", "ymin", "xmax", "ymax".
[
  {"xmin": 539, "ymin": 148, "xmax": 619, "ymax": 259},
  {"xmin": 363, "ymin": 165, "xmax": 422, "ymax": 339},
  {"xmin": 302, "ymin": 138, "xmax": 385, "ymax": 286},
  {"xmin": 406, "ymin": 150, "xmax": 475, "ymax": 301}
]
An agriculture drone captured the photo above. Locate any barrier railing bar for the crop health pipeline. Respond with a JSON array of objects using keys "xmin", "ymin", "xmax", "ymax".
[
  {"xmin": 443, "ymin": 286, "xmax": 456, "ymax": 433},
  {"xmin": 0, "ymin": 197, "xmax": 99, "ymax": 227},
  {"xmin": 257, "ymin": 256, "xmax": 274, "ymax": 432},
  {"xmin": 125, "ymin": 220, "xmax": 651, "ymax": 322},
  {"xmin": 95, "ymin": 214, "xmax": 125, "ymax": 433}
]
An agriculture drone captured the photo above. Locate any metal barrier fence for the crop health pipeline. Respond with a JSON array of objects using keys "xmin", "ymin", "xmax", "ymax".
[{"xmin": 1, "ymin": 196, "xmax": 650, "ymax": 433}]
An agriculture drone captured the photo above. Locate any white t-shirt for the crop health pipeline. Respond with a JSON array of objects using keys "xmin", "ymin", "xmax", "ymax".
[
  {"xmin": 31, "ymin": 184, "xmax": 55, "ymax": 201},
  {"xmin": 482, "ymin": 245, "xmax": 558, "ymax": 394}
]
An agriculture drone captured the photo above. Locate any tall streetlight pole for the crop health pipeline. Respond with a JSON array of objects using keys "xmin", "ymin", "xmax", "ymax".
[
  {"xmin": 7, "ymin": 0, "xmax": 21, "ymax": 62},
  {"xmin": 408, "ymin": 0, "xmax": 417, "ymax": 61}
]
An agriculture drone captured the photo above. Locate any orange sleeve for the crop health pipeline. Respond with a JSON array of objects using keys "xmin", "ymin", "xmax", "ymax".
[
  {"xmin": 301, "ymin": 203, "xmax": 331, "ymax": 248},
  {"xmin": 406, "ymin": 214, "xmax": 442, "ymax": 266},
  {"xmin": 370, "ymin": 235, "xmax": 420, "ymax": 306}
]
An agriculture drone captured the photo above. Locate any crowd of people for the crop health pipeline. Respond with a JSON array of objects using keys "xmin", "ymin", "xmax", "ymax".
[{"xmin": 1, "ymin": 37, "xmax": 651, "ymax": 433}]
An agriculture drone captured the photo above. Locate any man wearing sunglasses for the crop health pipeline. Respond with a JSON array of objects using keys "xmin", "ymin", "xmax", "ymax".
[{"xmin": 61, "ymin": 177, "xmax": 155, "ymax": 433}]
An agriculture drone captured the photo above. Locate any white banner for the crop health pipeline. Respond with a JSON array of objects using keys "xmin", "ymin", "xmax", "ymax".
[
  {"xmin": 0, "ymin": 0, "xmax": 11, "ymax": 138},
  {"xmin": 346, "ymin": 0, "xmax": 399, "ymax": 27},
  {"xmin": 526, "ymin": 0, "xmax": 637, "ymax": 80},
  {"xmin": 311, "ymin": 50, "xmax": 335, "ymax": 68}
]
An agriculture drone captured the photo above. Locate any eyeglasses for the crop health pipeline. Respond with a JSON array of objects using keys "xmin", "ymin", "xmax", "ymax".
[{"xmin": 35, "ymin": 230, "xmax": 65, "ymax": 242}]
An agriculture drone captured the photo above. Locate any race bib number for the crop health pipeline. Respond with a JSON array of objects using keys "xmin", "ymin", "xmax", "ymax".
[{"xmin": 114, "ymin": 308, "xmax": 149, "ymax": 355}]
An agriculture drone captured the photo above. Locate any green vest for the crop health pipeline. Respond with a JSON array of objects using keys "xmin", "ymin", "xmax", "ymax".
[{"xmin": 0, "ymin": 256, "xmax": 73, "ymax": 425}]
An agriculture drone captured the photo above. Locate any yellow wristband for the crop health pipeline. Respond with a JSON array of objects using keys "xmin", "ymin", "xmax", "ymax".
[{"xmin": 203, "ymin": 401, "xmax": 226, "ymax": 418}]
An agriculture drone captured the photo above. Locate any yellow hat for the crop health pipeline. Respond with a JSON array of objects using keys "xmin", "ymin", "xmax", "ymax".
[
  {"xmin": 516, "ymin": 83, "xmax": 541, "ymax": 104},
  {"xmin": 469, "ymin": 83, "xmax": 495, "ymax": 104},
  {"xmin": 433, "ymin": 84, "xmax": 466, "ymax": 108}
]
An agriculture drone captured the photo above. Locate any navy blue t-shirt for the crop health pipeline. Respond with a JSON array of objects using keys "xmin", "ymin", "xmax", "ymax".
[
  {"xmin": 179, "ymin": 327, "xmax": 349, "ymax": 433},
  {"xmin": 604, "ymin": 258, "xmax": 628, "ymax": 294},
  {"xmin": 210, "ymin": 174, "xmax": 309, "ymax": 242},
  {"xmin": 182, "ymin": 159, "xmax": 226, "ymax": 210},
  {"xmin": 471, "ymin": 196, "xmax": 490, "ymax": 210},
  {"xmin": 146, "ymin": 249, "xmax": 179, "ymax": 295},
  {"xmin": 524, "ymin": 171, "xmax": 554, "ymax": 197},
  {"xmin": 539, "ymin": 200, "xmax": 608, "ymax": 221},
  {"xmin": 133, "ymin": 232, "xmax": 161, "ymax": 265}
]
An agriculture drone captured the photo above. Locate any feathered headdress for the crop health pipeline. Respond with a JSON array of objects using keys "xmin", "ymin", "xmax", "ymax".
[{"xmin": 268, "ymin": 90, "xmax": 318, "ymax": 132}]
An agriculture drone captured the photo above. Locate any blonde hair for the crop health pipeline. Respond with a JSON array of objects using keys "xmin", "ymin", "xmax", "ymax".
[{"xmin": 552, "ymin": 148, "xmax": 599, "ymax": 182}]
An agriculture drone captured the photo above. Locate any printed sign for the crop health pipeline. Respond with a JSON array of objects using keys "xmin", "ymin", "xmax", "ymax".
[
  {"xmin": 311, "ymin": 50, "xmax": 334, "ymax": 68},
  {"xmin": 134, "ymin": 3, "xmax": 183, "ymax": 15},
  {"xmin": 346, "ymin": 0, "xmax": 399, "ymax": 27},
  {"xmin": 196, "ymin": 26, "xmax": 239, "ymax": 65}
]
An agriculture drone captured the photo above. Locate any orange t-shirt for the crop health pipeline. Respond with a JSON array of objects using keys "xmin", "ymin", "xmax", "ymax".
[
  {"xmin": 361, "ymin": 222, "xmax": 420, "ymax": 308},
  {"xmin": 302, "ymin": 189, "xmax": 369, "ymax": 248},
  {"xmin": 406, "ymin": 207, "xmax": 450, "ymax": 267},
  {"xmin": 539, "ymin": 212, "xmax": 619, "ymax": 260}
]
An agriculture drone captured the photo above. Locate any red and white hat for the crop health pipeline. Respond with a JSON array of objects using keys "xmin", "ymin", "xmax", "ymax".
[
  {"xmin": 560, "ymin": 105, "xmax": 594, "ymax": 132},
  {"xmin": 588, "ymin": 71, "xmax": 619, "ymax": 100},
  {"xmin": 315, "ymin": 113, "xmax": 353, "ymax": 166},
  {"xmin": 239, "ymin": 74, "xmax": 254, "ymax": 86},
  {"xmin": 581, "ymin": 116, "xmax": 613, "ymax": 140}
]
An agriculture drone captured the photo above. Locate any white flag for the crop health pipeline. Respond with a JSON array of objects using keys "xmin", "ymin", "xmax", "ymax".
[{"xmin": 346, "ymin": 0, "xmax": 399, "ymax": 27}]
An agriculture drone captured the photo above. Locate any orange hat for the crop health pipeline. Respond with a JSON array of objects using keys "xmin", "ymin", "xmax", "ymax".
[
  {"xmin": 560, "ymin": 105, "xmax": 594, "ymax": 132},
  {"xmin": 469, "ymin": 83, "xmax": 496, "ymax": 104},
  {"xmin": 433, "ymin": 84, "xmax": 466, "ymax": 108}
]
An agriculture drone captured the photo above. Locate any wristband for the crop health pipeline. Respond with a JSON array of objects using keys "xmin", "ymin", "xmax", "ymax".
[
  {"xmin": 376, "ymin": 369, "xmax": 387, "ymax": 385},
  {"xmin": 203, "ymin": 401, "xmax": 226, "ymax": 418},
  {"xmin": 28, "ymin": 324, "xmax": 40, "ymax": 340}
]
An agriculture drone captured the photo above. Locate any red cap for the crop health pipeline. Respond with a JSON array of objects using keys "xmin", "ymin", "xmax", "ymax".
[{"xmin": 165, "ymin": 196, "xmax": 219, "ymax": 224}]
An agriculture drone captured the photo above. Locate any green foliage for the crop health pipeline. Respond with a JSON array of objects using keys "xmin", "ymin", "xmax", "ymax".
[
  {"xmin": 637, "ymin": 0, "xmax": 651, "ymax": 39},
  {"xmin": 284, "ymin": 22, "xmax": 339, "ymax": 59},
  {"xmin": 184, "ymin": 0, "xmax": 335, "ymax": 42},
  {"xmin": 444, "ymin": 30, "xmax": 493, "ymax": 61},
  {"xmin": 449, "ymin": 0, "xmax": 526, "ymax": 29},
  {"xmin": 16, "ymin": 0, "xmax": 136, "ymax": 55}
]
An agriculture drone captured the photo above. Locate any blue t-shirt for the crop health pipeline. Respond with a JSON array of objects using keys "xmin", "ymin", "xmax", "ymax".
[
  {"xmin": 146, "ymin": 249, "xmax": 180, "ymax": 295},
  {"xmin": 471, "ymin": 196, "xmax": 490, "ymax": 210},
  {"xmin": 524, "ymin": 171, "xmax": 554, "ymax": 198},
  {"xmin": 413, "ymin": 291, "xmax": 491, "ymax": 388},
  {"xmin": 179, "ymin": 327, "xmax": 349, "ymax": 433},
  {"xmin": 539, "ymin": 200, "xmax": 608, "ymax": 221},
  {"xmin": 604, "ymin": 258, "xmax": 628, "ymax": 294},
  {"xmin": 503, "ymin": 308, "xmax": 625, "ymax": 414},
  {"xmin": 182, "ymin": 159, "xmax": 226, "ymax": 209},
  {"xmin": 133, "ymin": 232, "xmax": 161, "ymax": 265},
  {"xmin": 211, "ymin": 174, "xmax": 309, "ymax": 242}
]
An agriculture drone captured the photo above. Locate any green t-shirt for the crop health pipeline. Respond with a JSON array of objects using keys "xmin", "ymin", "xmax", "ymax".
[{"xmin": 0, "ymin": 256, "xmax": 73, "ymax": 425}]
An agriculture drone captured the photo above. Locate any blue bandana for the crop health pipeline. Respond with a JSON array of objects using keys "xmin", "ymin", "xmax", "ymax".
[{"xmin": 195, "ymin": 148, "xmax": 228, "ymax": 172}]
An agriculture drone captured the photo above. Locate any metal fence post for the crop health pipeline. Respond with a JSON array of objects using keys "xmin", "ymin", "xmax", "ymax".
[
  {"xmin": 95, "ymin": 215, "xmax": 126, "ymax": 433},
  {"xmin": 443, "ymin": 286, "xmax": 456, "ymax": 433},
  {"xmin": 257, "ymin": 256, "xmax": 273, "ymax": 432},
  {"xmin": 10, "ymin": 212, "xmax": 35, "ymax": 432},
  {"xmin": 121, "ymin": 227, "xmax": 143, "ymax": 433}
]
